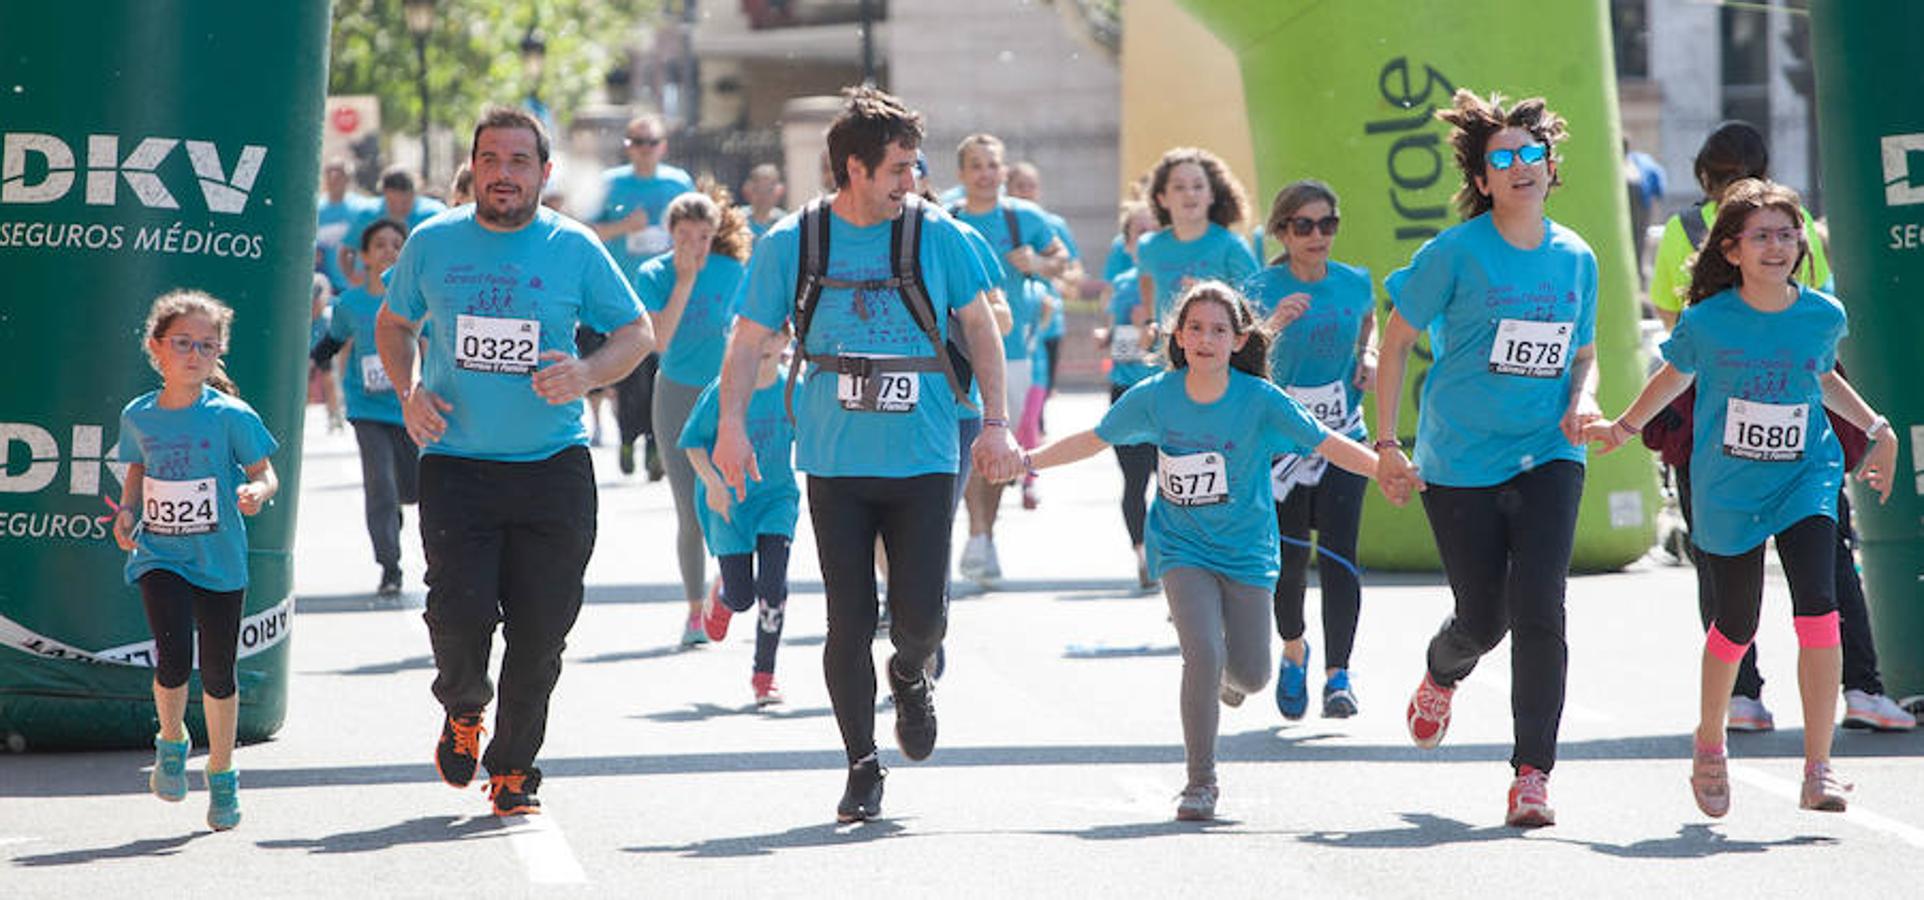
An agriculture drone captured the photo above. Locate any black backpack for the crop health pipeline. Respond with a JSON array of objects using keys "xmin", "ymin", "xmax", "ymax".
[{"xmin": 788, "ymin": 193, "xmax": 974, "ymax": 419}]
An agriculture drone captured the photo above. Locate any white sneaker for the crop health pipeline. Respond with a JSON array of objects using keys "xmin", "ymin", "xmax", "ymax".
[
  {"xmin": 980, "ymin": 538, "xmax": 1002, "ymax": 588},
  {"xmin": 958, "ymin": 535, "xmax": 989, "ymax": 581},
  {"xmin": 1727, "ymin": 695, "xmax": 1775, "ymax": 732},
  {"xmin": 1842, "ymin": 689, "xmax": 1918, "ymax": 731}
]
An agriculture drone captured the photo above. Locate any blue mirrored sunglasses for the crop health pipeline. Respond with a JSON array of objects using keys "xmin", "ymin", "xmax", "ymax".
[{"xmin": 1486, "ymin": 143, "xmax": 1548, "ymax": 170}]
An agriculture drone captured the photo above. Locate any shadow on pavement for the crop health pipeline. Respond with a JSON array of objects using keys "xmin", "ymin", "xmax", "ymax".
[
  {"xmin": 624, "ymin": 818, "xmax": 908, "ymax": 858},
  {"xmin": 255, "ymin": 815, "xmax": 507, "ymax": 855},
  {"xmin": 637, "ymin": 703, "xmax": 834, "ymax": 723},
  {"xmin": 309, "ymin": 654, "xmax": 436, "ymax": 677},
  {"xmin": 1062, "ymin": 642, "xmax": 1181, "ymax": 659},
  {"xmin": 12, "ymin": 833, "xmax": 206, "ymax": 867},
  {"xmin": 1551, "ymin": 823, "xmax": 1837, "ymax": 858},
  {"xmin": 1302, "ymin": 814, "xmax": 1836, "ymax": 859},
  {"xmin": 1039, "ymin": 818, "xmax": 1262, "ymax": 840}
]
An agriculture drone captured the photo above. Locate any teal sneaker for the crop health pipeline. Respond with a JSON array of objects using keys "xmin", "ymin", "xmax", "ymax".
[
  {"xmin": 1322, "ymin": 669, "xmax": 1358, "ymax": 718},
  {"xmin": 205, "ymin": 768, "xmax": 241, "ymax": 831},
  {"xmin": 150, "ymin": 734, "xmax": 189, "ymax": 802},
  {"xmin": 1274, "ymin": 642, "xmax": 1311, "ymax": 720}
]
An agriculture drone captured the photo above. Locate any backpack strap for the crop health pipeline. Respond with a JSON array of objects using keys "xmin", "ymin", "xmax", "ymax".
[
  {"xmin": 1679, "ymin": 200, "xmax": 1710, "ymax": 252},
  {"xmin": 892, "ymin": 195, "xmax": 973, "ymax": 409},
  {"xmin": 786, "ymin": 197, "xmax": 834, "ymax": 420}
]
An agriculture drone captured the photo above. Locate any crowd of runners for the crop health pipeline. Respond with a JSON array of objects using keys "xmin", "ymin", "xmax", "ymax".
[{"xmin": 112, "ymin": 85, "xmax": 1913, "ymax": 833}]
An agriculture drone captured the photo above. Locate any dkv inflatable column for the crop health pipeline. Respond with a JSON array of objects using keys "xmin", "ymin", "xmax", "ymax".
[
  {"xmin": 0, "ymin": 3, "xmax": 330, "ymax": 749},
  {"xmin": 1811, "ymin": 0, "xmax": 1924, "ymax": 700},
  {"xmin": 1176, "ymin": 0, "xmax": 1657, "ymax": 570}
]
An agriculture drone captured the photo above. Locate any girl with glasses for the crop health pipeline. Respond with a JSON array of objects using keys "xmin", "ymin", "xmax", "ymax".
[
  {"xmin": 1586, "ymin": 178, "xmax": 1898, "ymax": 818},
  {"xmin": 1244, "ymin": 179, "xmax": 1377, "ymax": 722},
  {"xmin": 112, "ymin": 290, "xmax": 280, "ymax": 831},
  {"xmin": 1375, "ymin": 91, "xmax": 1599, "ymax": 828}
]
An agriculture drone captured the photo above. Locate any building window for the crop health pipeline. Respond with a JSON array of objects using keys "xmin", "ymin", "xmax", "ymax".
[
  {"xmin": 1720, "ymin": 4, "xmax": 1771, "ymax": 129},
  {"xmin": 1611, "ymin": 0, "xmax": 1649, "ymax": 80}
]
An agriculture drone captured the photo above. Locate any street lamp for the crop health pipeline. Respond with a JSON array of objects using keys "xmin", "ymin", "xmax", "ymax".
[
  {"xmin": 520, "ymin": 25, "xmax": 547, "ymax": 95},
  {"xmin": 404, "ymin": 0, "xmax": 436, "ymax": 184}
]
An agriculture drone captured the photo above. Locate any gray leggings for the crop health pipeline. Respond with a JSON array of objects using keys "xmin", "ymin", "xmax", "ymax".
[
  {"xmin": 1163, "ymin": 566, "xmax": 1273, "ymax": 788},
  {"xmin": 652, "ymin": 375, "xmax": 708, "ymax": 601}
]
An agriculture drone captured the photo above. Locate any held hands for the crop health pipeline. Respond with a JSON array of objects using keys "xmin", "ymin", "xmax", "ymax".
[
  {"xmin": 236, "ymin": 482, "xmax": 272, "ymax": 516},
  {"xmin": 1561, "ymin": 392, "xmax": 1603, "ymax": 446},
  {"xmin": 1858, "ymin": 432, "xmax": 1898, "ymax": 503},
  {"xmin": 1267, "ymin": 292, "xmax": 1311, "ymax": 330},
  {"xmin": 1374, "ymin": 447, "xmax": 1426, "ymax": 507},
  {"xmin": 403, "ymin": 384, "xmax": 453, "ymax": 447},
  {"xmin": 972, "ymin": 423, "xmax": 1024, "ymax": 484},
  {"xmin": 532, "ymin": 351, "xmax": 593, "ymax": 405},
  {"xmin": 713, "ymin": 420, "xmax": 762, "ymax": 503}
]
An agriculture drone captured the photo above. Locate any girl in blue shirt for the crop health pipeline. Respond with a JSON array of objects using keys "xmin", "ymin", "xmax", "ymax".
[
  {"xmin": 1375, "ymin": 91, "xmax": 1599, "ymax": 829},
  {"xmin": 635, "ymin": 189, "xmax": 752, "ymax": 646},
  {"xmin": 112, "ymin": 291, "xmax": 280, "ymax": 832},
  {"xmin": 1026, "ymin": 281, "xmax": 1377, "ymax": 823},
  {"xmin": 1094, "ymin": 201, "xmax": 1161, "ymax": 589},
  {"xmin": 1131, "ymin": 147, "xmax": 1260, "ymax": 330},
  {"xmin": 684, "ymin": 324, "xmax": 800, "ymax": 707},
  {"xmin": 1246, "ymin": 180, "xmax": 1378, "ymax": 723},
  {"xmin": 1588, "ymin": 179, "xmax": 1898, "ymax": 818}
]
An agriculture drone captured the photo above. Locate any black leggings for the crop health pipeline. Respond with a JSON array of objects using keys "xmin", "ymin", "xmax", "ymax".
[
  {"xmin": 1273, "ymin": 465, "xmax": 1367, "ymax": 669},
  {"xmin": 1109, "ymin": 383, "xmax": 1157, "ymax": 547},
  {"xmin": 138, "ymin": 569, "xmax": 245, "ymax": 699},
  {"xmin": 717, "ymin": 534, "xmax": 792, "ymax": 675},
  {"xmin": 616, "ymin": 353, "xmax": 658, "ymax": 446},
  {"xmin": 1420, "ymin": 460, "xmax": 1584, "ymax": 774},
  {"xmin": 1699, "ymin": 515, "xmax": 1837, "ymax": 646},
  {"xmin": 808, "ymin": 473, "xmax": 953, "ymax": 763}
]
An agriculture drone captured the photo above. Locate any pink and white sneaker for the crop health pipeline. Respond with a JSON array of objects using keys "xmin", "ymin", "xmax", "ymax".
[
  {"xmin": 1406, "ymin": 672, "xmax": 1454, "ymax": 749},
  {"xmin": 1506, "ymin": 765, "xmax": 1556, "ymax": 828}
]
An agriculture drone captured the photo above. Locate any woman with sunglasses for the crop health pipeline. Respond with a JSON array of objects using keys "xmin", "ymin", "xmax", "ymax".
[
  {"xmin": 1245, "ymin": 180, "xmax": 1376, "ymax": 723},
  {"xmin": 1375, "ymin": 91, "xmax": 1600, "ymax": 828}
]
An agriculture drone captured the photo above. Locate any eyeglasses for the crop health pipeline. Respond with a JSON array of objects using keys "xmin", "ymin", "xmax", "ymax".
[
  {"xmin": 1486, "ymin": 143, "xmax": 1548, "ymax": 171},
  {"xmin": 1280, "ymin": 215, "xmax": 1340, "ymax": 237},
  {"xmin": 624, "ymin": 136, "xmax": 663, "ymax": 147},
  {"xmin": 162, "ymin": 335, "xmax": 225, "ymax": 358},
  {"xmin": 1738, "ymin": 226, "xmax": 1801, "ymax": 247}
]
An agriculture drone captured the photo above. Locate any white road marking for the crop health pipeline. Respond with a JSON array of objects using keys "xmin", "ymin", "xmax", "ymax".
[
  {"xmin": 1729, "ymin": 763, "xmax": 1924, "ymax": 848},
  {"xmin": 504, "ymin": 813, "xmax": 588, "ymax": 884}
]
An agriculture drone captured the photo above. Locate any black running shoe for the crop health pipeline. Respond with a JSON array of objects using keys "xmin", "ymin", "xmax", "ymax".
[
  {"xmin": 377, "ymin": 565, "xmax": 402, "ymax": 598},
  {"xmin": 887, "ymin": 654, "xmax": 937, "ymax": 761},
  {"xmin": 618, "ymin": 441, "xmax": 636, "ymax": 475},
  {"xmin": 435, "ymin": 712, "xmax": 485, "ymax": 788},
  {"xmin": 488, "ymin": 767, "xmax": 542, "ymax": 816},
  {"xmin": 836, "ymin": 758, "xmax": 885, "ymax": 823},
  {"xmin": 644, "ymin": 438, "xmax": 665, "ymax": 482}
]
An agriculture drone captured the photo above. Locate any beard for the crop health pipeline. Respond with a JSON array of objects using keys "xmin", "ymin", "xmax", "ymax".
[{"xmin": 477, "ymin": 183, "xmax": 540, "ymax": 229}]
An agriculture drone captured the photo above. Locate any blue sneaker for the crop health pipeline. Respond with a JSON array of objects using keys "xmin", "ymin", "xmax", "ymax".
[
  {"xmin": 150, "ymin": 734, "xmax": 189, "ymax": 802},
  {"xmin": 205, "ymin": 768, "xmax": 241, "ymax": 831},
  {"xmin": 1323, "ymin": 669, "xmax": 1358, "ymax": 718},
  {"xmin": 1275, "ymin": 642, "xmax": 1311, "ymax": 720}
]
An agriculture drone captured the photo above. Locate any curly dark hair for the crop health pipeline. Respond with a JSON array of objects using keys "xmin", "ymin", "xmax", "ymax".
[
  {"xmin": 825, "ymin": 85, "xmax": 924, "ymax": 189},
  {"xmin": 1685, "ymin": 178, "xmax": 1810, "ymax": 305},
  {"xmin": 666, "ymin": 180, "xmax": 754, "ymax": 262},
  {"xmin": 1437, "ymin": 90, "xmax": 1568, "ymax": 220},
  {"xmin": 1146, "ymin": 147, "xmax": 1249, "ymax": 229},
  {"xmin": 1163, "ymin": 280, "xmax": 1270, "ymax": 380}
]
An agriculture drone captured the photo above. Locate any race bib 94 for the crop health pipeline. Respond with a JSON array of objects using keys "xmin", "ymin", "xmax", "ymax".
[
  {"xmin": 1158, "ymin": 450, "xmax": 1229, "ymax": 506},
  {"xmin": 1285, "ymin": 380, "xmax": 1348, "ymax": 429},
  {"xmin": 455, "ymin": 315, "xmax": 540, "ymax": 375},
  {"xmin": 143, "ymin": 476, "xmax": 219, "ymax": 536},
  {"xmin": 1488, "ymin": 319, "xmax": 1573, "ymax": 378},
  {"xmin": 1724, "ymin": 398, "xmax": 1807, "ymax": 461}
]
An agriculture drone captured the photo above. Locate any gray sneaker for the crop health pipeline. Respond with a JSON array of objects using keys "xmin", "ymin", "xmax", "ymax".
[{"xmin": 1176, "ymin": 784, "xmax": 1218, "ymax": 821}]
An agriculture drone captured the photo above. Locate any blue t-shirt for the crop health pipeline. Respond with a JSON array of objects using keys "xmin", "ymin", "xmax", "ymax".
[
  {"xmin": 740, "ymin": 205, "xmax": 786, "ymax": 244},
  {"xmin": 327, "ymin": 286, "xmax": 406, "ymax": 426},
  {"xmin": 677, "ymin": 376, "xmax": 800, "ymax": 556},
  {"xmin": 1039, "ymin": 210, "xmax": 1079, "ymax": 342},
  {"xmin": 384, "ymin": 205, "xmax": 645, "ymax": 462},
  {"xmin": 953, "ymin": 221, "xmax": 1007, "ymax": 423},
  {"xmin": 1135, "ymin": 223, "xmax": 1260, "ymax": 321},
  {"xmin": 951, "ymin": 198, "xmax": 1057, "ymax": 362},
  {"xmin": 736, "ymin": 201, "xmax": 995, "ymax": 478},
  {"xmin": 1663, "ymin": 285, "xmax": 1847, "ymax": 555},
  {"xmin": 118, "ymin": 386, "xmax": 279, "ymax": 592},
  {"xmin": 634, "ymin": 251, "xmax": 745, "ymax": 387},
  {"xmin": 317, "ymin": 194, "xmax": 377, "ymax": 293},
  {"xmin": 595, "ymin": 164, "xmax": 696, "ymax": 286},
  {"xmin": 1096, "ymin": 370, "xmax": 1330, "ymax": 587},
  {"xmin": 350, "ymin": 196, "xmax": 446, "ymax": 244},
  {"xmin": 1101, "ymin": 233, "xmax": 1132, "ymax": 281},
  {"xmin": 1246, "ymin": 260, "xmax": 1376, "ymax": 441},
  {"xmin": 1107, "ymin": 269, "xmax": 1159, "ymax": 389},
  {"xmin": 1385, "ymin": 215, "xmax": 1599, "ymax": 487}
]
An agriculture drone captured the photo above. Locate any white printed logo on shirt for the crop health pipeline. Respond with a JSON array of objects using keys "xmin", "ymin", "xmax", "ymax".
[
  {"xmin": 1488, "ymin": 319, "xmax": 1573, "ymax": 378},
  {"xmin": 1158, "ymin": 450, "xmax": 1229, "ymax": 507},
  {"xmin": 142, "ymin": 476, "xmax": 218, "ymax": 536},
  {"xmin": 455, "ymin": 315, "xmax": 540, "ymax": 375},
  {"xmin": 1724, "ymin": 398, "xmax": 1807, "ymax": 461}
]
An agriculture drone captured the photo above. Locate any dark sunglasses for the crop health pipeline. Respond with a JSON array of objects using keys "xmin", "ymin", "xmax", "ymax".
[
  {"xmin": 1486, "ymin": 143, "xmax": 1548, "ymax": 171},
  {"xmin": 625, "ymin": 136, "xmax": 663, "ymax": 147},
  {"xmin": 1280, "ymin": 215, "xmax": 1340, "ymax": 237}
]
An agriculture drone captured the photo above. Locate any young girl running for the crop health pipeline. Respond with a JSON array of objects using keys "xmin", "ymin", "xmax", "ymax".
[
  {"xmin": 1244, "ymin": 180, "xmax": 1377, "ymax": 721},
  {"xmin": 633, "ymin": 188, "xmax": 751, "ymax": 646},
  {"xmin": 325, "ymin": 219, "xmax": 418, "ymax": 596},
  {"xmin": 684, "ymin": 324, "xmax": 800, "ymax": 707},
  {"xmin": 1026, "ymin": 280, "xmax": 1377, "ymax": 822},
  {"xmin": 112, "ymin": 290, "xmax": 280, "ymax": 831},
  {"xmin": 1131, "ymin": 148, "xmax": 1259, "ymax": 330},
  {"xmin": 1586, "ymin": 178, "xmax": 1897, "ymax": 817},
  {"xmin": 1374, "ymin": 91, "xmax": 1599, "ymax": 828},
  {"xmin": 1095, "ymin": 200, "xmax": 1161, "ymax": 590}
]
